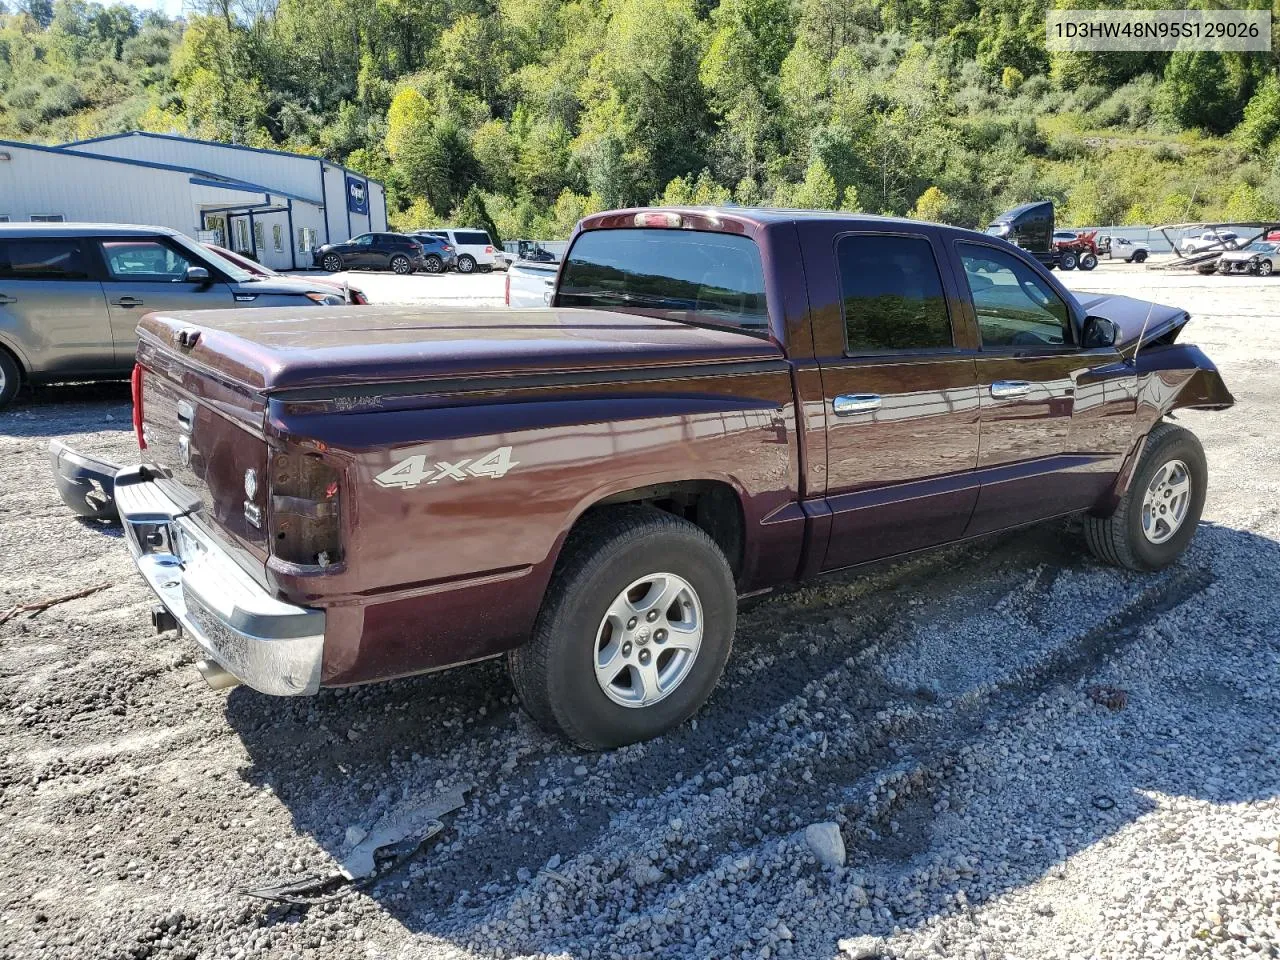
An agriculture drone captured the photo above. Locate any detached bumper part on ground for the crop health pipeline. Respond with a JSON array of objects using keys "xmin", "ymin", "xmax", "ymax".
[
  {"xmin": 48, "ymin": 440, "xmax": 121, "ymax": 522},
  {"xmin": 113, "ymin": 464, "xmax": 325, "ymax": 696}
]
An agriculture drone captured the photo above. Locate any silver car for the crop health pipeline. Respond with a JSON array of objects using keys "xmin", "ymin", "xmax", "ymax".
[
  {"xmin": 0, "ymin": 223, "xmax": 348, "ymax": 408},
  {"xmin": 1217, "ymin": 240, "xmax": 1279, "ymax": 277}
]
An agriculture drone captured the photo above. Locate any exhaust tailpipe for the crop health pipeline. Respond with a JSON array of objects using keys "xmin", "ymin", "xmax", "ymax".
[{"xmin": 195, "ymin": 658, "xmax": 240, "ymax": 691}]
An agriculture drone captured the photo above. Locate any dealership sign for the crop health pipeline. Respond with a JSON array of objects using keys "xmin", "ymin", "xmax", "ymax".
[{"xmin": 347, "ymin": 176, "xmax": 369, "ymax": 215}]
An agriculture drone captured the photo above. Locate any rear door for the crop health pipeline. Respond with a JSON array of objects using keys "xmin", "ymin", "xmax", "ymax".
[
  {"xmin": 949, "ymin": 240, "xmax": 1136, "ymax": 534},
  {"xmin": 97, "ymin": 237, "xmax": 235, "ymax": 365},
  {"xmin": 805, "ymin": 226, "xmax": 982, "ymax": 571},
  {"xmin": 0, "ymin": 236, "xmax": 114, "ymax": 375}
]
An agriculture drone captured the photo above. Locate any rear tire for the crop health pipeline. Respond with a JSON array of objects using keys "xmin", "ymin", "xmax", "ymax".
[
  {"xmin": 1078, "ymin": 252, "xmax": 1098, "ymax": 271},
  {"xmin": 423, "ymin": 255, "xmax": 443, "ymax": 274},
  {"xmin": 1084, "ymin": 422, "xmax": 1206, "ymax": 571},
  {"xmin": 391, "ymin": 255, "xmax": 412, "ymax": 275},
  {"xmin": 1060, "ymin": 251, "xmax": 1079, "ymax": 271},
  {"xmin": 509, "ymin": 506, "xmax": 736, "ymax": 750},
  {"xmin": 458, "ymin": 255, "xmax": 476, "ymax": 274},
  {"xmin": 0, "ymin": 349, "xmax": 21, "ymax": 409}
]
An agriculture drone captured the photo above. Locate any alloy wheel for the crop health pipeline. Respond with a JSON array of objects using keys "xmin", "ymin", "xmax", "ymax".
[
  {"xmin": 1141, "ymin": 459, "xmax": 1191, "ymax": 545},
  {"xmin": 593, "ymin": 573, "xmax": 703, "ymax": 708}
]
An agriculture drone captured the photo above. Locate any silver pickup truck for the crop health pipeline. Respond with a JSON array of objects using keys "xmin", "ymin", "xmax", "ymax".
[{"xmin": 504, "ymin": 258, "xmax": 559, "ymax": 307}]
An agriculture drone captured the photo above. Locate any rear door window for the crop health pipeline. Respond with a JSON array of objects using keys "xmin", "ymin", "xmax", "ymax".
[
  {"xmin": 837, "ymin": 234, "xmax": 953, "ymax": 352},
  {"xmin": 557, "ymin": 228, "xmax": 768, "ymax": 332},
  {"xmin": 0, "ymin": 238, "xmax": 93, "ymax": 279},
  {"xmin": 455, "ymin": 231, "xmax": 491, "ymax": 246}
]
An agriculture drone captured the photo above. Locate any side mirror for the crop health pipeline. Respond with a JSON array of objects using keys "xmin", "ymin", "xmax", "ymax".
[
  {"xmin": 185, "ymin": 265, "xmax": 211, "ymax": 284},
  {"xmin": 1083, "ymin": 315, "xmax": 1119, "ymax": 349}
]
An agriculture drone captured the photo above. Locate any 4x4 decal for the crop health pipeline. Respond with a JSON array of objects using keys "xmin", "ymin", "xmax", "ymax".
[{"xmin": 373, "ymin": 446, "xmax": 518, "ymax": 489}]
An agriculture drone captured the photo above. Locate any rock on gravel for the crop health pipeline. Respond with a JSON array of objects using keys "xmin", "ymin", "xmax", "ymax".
[{"xmin": 805, "ymin": 822, "xmax": 847, "ymax": 868}]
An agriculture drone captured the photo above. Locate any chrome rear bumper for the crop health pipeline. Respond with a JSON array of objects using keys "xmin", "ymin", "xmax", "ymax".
[{"xmin": 114, "ymin": 465, "xmax": 324, "ymax": 696}]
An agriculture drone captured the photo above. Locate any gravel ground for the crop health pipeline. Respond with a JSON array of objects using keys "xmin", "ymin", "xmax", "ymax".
[{"xmin": 1, "ymin": 262, "xmax": 1277, "ymax": 960}]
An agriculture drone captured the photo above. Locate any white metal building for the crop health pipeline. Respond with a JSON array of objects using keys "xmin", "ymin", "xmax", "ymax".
[{"xmin": 0, "ymin": 131, "xmax": 387, "ymax": 271}]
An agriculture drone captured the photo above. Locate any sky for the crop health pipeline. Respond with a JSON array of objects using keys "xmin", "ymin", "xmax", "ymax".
[{"xmin": 130, "ymin": 0, "xmax": 186, "ymax": 17}]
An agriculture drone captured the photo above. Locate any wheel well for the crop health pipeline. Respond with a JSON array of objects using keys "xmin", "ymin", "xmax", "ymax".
[
  {"xmin": 0, "ymin": 342, "xmax": 23, "ymax": 378},
  {"xmin": 582, "ymin": 480, "xmax": 745, "ymax": 577}
]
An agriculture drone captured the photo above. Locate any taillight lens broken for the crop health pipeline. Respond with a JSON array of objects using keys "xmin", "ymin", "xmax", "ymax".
[
  {"xmin": 270, "ymin": 449, "xmax": 343, "ymax": 567},
  {"xmin": 131, "ymin": 363, "xmax": 146, "ymax": 449}
]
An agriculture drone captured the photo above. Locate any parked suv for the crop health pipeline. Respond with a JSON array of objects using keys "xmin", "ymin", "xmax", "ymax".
[
  {"xmin": 0, "ymin": 223, "xmax": 348, "ymax": 409},
  {"xmin": 313, "ymin": 233, "xmax": 425, "ymax": 274},
  {"xmin": 406, "ymin": 233, "xmax": 459, "ymax": 273},
  {"xmin": 424, "ymin": 228, "xmax": 499, "ymax": 273}
]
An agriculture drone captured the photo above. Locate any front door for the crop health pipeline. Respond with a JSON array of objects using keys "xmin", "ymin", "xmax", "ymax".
[
  {"xmin": 950, "ymin": 241, "xmax": 1137, "ymax": 535},
  {"xmin": 347, "ymin": 234, "xmax": 376, "ymax": 267},
  {"xmin": 806, "ymin": 227, "xmax": 982, "ymax": 571},
  {"xmin": 97, "ymin": 238, "xmax": 234, "ymax": 365}
]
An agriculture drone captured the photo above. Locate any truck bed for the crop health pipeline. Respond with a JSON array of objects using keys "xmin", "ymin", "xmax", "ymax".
[{"xmin": 137, "ymin": 305, "xmax": 783, "ymax": 395}]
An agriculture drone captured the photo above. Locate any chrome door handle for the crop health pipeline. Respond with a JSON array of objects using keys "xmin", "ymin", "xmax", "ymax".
[
  {"xmin": 111, "ymin": 297, "xmax": 144, "ymax": 307},
  {"xmin": 0, "ymin": 294, "xmax": 15, "ymax": 305},
  {"xmin": 990, "ymin": 380, "xmax": 1031, "ymax": 399},
  {"xmin": 833, "ymin": 394, "xmax": 882, "ymax": 415}
]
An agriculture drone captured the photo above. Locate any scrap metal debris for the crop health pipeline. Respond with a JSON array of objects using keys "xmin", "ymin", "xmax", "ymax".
[
  {"xmin": 245, "ymin": 786, "xmax": 467, "ymax": 906},
  {"xmin": 1087, "ymin": 684, "xmax": 1129, "ymax": 711},
  {"xmin": 0, "ymin": 582, "xmax": 111, "ymax": 626}
]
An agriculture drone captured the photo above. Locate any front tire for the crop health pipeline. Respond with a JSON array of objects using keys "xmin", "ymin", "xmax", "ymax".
[
  {"xmin": 321, "ymin": 254, "xmax": 343, "ymax": 272},
  {"xmin": 1132, "ymin": 250, "xmax": 1148, "ymax": 264},
  {"xmin": 1260, "ymin": 260, "xmax": 1274, "ymax": 277},
  {"xmin": 1084, "ymin": 422, "xmax": 1207, "ymax": 571},
  {"xmin": 509, "ymin": 507, "xmax": 736, "ymax": 750},
  {"xmin": 457, "ymin": 255, "xmax": 476, "ymax": 274},
  {"xmin": 0, "ymin": 349, "xmax": 21, "ymax": 409}
]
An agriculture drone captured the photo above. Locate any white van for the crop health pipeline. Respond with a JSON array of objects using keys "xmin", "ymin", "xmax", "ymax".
[{"xmin": 426, "ymin": 228, "xmax": 499, "ymax": 273}]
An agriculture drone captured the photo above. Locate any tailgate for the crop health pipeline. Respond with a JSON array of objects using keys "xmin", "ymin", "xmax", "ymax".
[{"xmin": 137, "ymin": 357, "xmax": 271, "ymax": 583}]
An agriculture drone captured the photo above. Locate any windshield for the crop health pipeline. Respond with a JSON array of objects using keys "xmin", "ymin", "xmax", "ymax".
[
  {"xmin": 557, "ymin": 228, "xmax": 769, "ymax": 333},
  {"xmin": 172, "ymin": 232, "xmax": 253, "ymax": 281},
  {"xmin": 1246, "ymin": 241, "xmax": 1277, "ymax": 253}
]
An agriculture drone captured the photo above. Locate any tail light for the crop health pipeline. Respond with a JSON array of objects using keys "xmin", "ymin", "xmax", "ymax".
[
  {"xmin": 350, "ymin": 288, "xmax": 369, "ymax": 305},
  {"xmin": 485, "ymin": 246, "xmax": 493, "ymax": 253},
  {"xmin": 504, "ymin": 271, "xmax": 510, "ymax": 305},
  {"xmin": 270, "ymin": 449, "xmax": 343, "ymax": 568},
  {"xmin": 131, "ymin": 364, "xmax": 146, "ymax": 450},
  {"xmin": 443, "ymin": 244, "xmax": 453, "ymax": 252}
]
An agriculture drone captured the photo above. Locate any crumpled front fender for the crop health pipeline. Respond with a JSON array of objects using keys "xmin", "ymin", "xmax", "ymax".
[
  {"xmin": 1096, "ymin": 344, "xmax": 1233, "ymax": 515},
  {"xmin": 1135, "ymin": 343, "xmax": 1235, "ymax": 416}
]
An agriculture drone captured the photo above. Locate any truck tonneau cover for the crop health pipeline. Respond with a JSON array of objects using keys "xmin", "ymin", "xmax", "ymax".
[{"xmin": 137, "ymin": 306, "xmax": 784, "ymax": 394}]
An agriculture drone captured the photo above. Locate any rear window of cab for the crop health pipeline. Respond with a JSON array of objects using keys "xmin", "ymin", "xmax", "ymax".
[{"xmin": 557, "ymin": 228, "xmax": 768, "ymax": 333}]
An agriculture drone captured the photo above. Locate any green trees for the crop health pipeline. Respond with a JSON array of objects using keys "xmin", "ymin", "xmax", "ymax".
[
  {"xmin": 453, "ymin": 185, "xmax": 503, "ymax": 246},
  {"xmin": 2, "ymin": 0, "xmax": 1276, "ymax": 236}
]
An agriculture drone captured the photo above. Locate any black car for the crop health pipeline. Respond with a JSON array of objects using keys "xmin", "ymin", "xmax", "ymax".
[
  {"xmin": 314, "ymin": 233, "xmax": 425, "ymax": 274},
  {"xmin": 407, "ymin": 233, "xmax": 459, "ymax": 273}
]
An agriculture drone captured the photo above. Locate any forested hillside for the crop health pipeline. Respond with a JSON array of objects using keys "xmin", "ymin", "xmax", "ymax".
[{"xmin": 2, "ymin": 0, "xmax": 1278, "ymax": 240}]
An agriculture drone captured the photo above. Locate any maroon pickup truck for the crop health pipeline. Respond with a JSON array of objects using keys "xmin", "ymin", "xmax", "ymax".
[{"xmin": 50, "ymin": 207, "xmax": 1233, "ymax": 749}]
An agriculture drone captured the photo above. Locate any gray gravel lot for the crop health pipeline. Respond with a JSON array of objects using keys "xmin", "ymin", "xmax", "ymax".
[{"xmin": 1, "ymin": 262, "xmax": 1277, "ymax": 960}]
